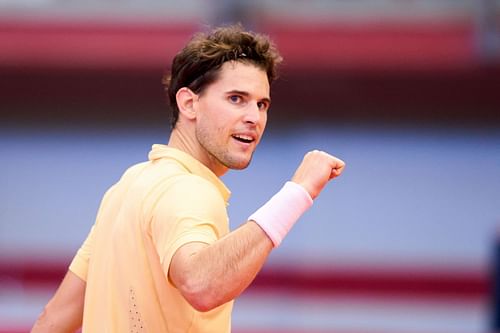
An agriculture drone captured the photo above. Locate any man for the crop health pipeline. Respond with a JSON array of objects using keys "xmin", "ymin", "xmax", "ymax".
[{"xmin": 31, "ymin": 25, "xmax": 345, "ymax": 332}]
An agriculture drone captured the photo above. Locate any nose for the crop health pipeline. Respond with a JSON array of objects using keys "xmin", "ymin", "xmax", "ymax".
[{"xmin": 243, "ymin": 103, "xmax": 261, "ymax": 125}]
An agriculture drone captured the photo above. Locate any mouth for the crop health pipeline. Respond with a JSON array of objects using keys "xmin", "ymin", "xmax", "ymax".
[{"xmin": 232, "ymin": 134, "xmax": 256, "ymax": 144}]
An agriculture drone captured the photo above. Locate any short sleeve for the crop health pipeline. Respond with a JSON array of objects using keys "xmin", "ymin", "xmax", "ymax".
[
  {"xmin": 150, "ymin": 175, "xmax": 229, "ymax": 275},
  {"xmin": 68, "ymin": 184, "xmax": 116, "ymax": 281},
  {"xmin": 69, "ymin": 224, "xmax": 95, "ymax": 281}
]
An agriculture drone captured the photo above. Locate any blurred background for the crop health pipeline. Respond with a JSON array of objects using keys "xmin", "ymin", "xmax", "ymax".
[{"xmin": 1, "ymin": 1, "xmax": 500, "ymax": 332}]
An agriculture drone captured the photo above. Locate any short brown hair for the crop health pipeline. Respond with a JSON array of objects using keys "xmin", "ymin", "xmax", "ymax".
[{"xmin": 162, "ymin": 24, "xmax": 282, "ymax": 128}]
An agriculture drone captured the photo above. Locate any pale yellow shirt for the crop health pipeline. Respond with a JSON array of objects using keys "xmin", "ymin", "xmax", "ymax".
[{"xmin": 70, "ymin": 145, "xmax": 233, "ymax": 333}]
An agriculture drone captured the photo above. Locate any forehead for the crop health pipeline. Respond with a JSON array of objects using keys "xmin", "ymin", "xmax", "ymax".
[{"xmin": 208, "ymin": 61, "xmax": 270, "ymax": 97}]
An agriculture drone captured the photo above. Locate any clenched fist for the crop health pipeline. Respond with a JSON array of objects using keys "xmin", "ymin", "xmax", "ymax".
[{"xmin": 291, "ymin": 150, "xmax": 345, "ymax": 200}]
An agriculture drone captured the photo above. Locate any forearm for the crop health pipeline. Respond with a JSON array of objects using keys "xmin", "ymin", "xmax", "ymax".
[
  {"xmin": 31, "ymin": 271, "xmax": 85, "ymax": 333},
  {"xmin": 174, "ymin": 182, "xmax": 314, "ymax": 310},
  {"xmin": 172, "ymin": 221, "xmax": 272, "ymax": 311},
  {"xmin": 31, "ymin": 309, "xmax": 82, "ymax": 333}
]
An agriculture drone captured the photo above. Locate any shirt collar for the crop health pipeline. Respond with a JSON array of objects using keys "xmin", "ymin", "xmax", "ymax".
[{"xmin": 148, "ymin": 144, "xmax": 231, "ymax": 203}]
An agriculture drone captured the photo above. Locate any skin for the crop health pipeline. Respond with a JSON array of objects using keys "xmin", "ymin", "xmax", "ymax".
[
  {"xmin": 169, "ymin": 61, "xmax": 271, "ymax": 177},
  {"xmin": 31, "ymin": 60, "xmax": 346, "ymax": 331},
  {"xmin": 31, "ymin": 271, "xmax": 85, "ymax": 332}
]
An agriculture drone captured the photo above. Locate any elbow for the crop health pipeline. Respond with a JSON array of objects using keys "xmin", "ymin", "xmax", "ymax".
[
  {"xmin": 188, "ymin": 295, "xmax": 217, "ymax": 313},
  {"xmin": 178, "ymin": 278, "xmax": 220, "ymax": 312}
]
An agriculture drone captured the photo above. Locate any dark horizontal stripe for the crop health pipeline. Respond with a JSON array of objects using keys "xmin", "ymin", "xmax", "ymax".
[
  {"xmin": 2, "ymin": 19, "xmax": 499, "ymax": 127},
  {"xmin": 251, "ymin": 264, "xmax": 489, "ymax": 300},
  {"xmin": 0, "ymin": 258, "xmax": 489, "ymax": 300}
]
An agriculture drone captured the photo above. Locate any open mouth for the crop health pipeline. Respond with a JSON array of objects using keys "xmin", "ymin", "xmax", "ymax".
[{"xmin": 232, "ymin": 134, "xmax": 254, "ymax": 144}]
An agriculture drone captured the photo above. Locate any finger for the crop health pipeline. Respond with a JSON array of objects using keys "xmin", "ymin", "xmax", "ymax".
[
  {"xmin": 330, "ymin": 168, "xmax": 338, "ymax": 180},
  {"xmin": 335, "ymin": 159, "xmax": 345, "ymax": 173},
  {"xmin": 329, "ymin": 159, "xmax": 345, "ymax": 180}
]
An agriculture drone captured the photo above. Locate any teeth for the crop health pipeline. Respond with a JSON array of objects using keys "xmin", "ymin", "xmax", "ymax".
[{"xmin": 234, "ymin": 134, "xmax": 253, "ymax": 141}]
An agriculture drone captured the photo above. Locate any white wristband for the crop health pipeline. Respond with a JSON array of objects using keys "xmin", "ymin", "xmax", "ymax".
[{"xmin": 248, "ymin": 181, "xmax": 313, "ymax": 247}]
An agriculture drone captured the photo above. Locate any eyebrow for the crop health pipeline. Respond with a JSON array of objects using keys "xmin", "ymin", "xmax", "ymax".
[{"xmin": 226, "ymin": 90, "xmax": 271, "ymax": 104}]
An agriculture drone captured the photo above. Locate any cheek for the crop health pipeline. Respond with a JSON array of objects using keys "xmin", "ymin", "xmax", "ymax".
[
  {"xmin": 196, "ymin": 102, "xmax": 219, "ymax": 128},
  {"xmin": 260, "ymin": 112, "xmax": 268, "ymax": 129}
]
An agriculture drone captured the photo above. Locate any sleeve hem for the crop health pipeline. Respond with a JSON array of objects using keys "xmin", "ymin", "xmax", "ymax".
[
  {"xmin": 161, "ymin": 232, "xmax": 217, "ymax": 276},
  {"xmin": 69, "ymin": 255, "xmax": 88, "ymax": 282}
]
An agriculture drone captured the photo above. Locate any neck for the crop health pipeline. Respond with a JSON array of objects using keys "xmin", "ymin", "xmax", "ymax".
[{"xmin": 168, "ymin": 125, "xmax": 228, "ymax": 177}]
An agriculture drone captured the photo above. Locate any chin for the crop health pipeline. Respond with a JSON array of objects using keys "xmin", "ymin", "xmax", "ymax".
[
  {"xmin": 228, "ymin": 160, "xmax": 251, "ymax": 170},
  {"xmin": 214, "ymin": 149, "xmax": 254, "ymax": 171},
  {"xmin": 225, "ymin": 155, "xmax": 252, "ymax": 170},
  {"xmin": 231, "ymin": 163, "xmax": 250, "ymax": 170}
]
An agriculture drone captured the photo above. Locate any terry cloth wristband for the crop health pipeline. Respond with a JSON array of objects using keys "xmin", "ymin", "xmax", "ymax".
[{"xmin": 248, "ymin": 181, "xmax": 313, "ymax": 247}]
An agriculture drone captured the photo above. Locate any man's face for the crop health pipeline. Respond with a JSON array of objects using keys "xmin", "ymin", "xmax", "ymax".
[{"xmin": 193, "ymin": 61, "xmax": 270, "ymax": 175}]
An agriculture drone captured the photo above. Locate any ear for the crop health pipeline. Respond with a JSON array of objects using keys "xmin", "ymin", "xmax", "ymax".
[{"xmin": 176, "ymin": 87, "xmax": 197, "ymax": 120}]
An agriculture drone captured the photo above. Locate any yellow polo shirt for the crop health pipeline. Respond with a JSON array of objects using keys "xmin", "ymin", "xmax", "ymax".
[{"xmin": 69, "ymin": 144, "xmax": 233, "ymax": 333}]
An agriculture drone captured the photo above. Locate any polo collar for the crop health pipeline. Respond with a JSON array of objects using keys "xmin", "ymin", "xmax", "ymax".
[{"xmin": 148, "ymin": 144, "xmax": 231, "ymax": 203}]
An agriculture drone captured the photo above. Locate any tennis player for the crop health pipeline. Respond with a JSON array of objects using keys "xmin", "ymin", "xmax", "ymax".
[{"xmin": 31, "ymin": 24, "xmax": 345, "ymax": 332}]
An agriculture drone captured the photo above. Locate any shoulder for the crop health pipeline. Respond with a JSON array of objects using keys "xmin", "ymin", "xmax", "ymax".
[
  {"xmin": 122, "ymin": 161, "xmax": 150, "ymax": 179},
  {"xmin": 168, "ymin": 173, "xmax": 224, "ymax": 206},
  {"xmin": 152, "ymin": 173, "xmax": 226, "ymax": 219}
]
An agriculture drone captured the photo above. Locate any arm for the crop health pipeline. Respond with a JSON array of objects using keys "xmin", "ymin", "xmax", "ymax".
[
  {"xmin": 169, "ymin": 150, "xmax": 345, "ymax": 311},
  {"xmin": 31, "ymin": 270, "xmax": 86, "ymax": 333},
  {"xmin": 170, "ymin": 221, "xmax": 272, "ymax": 312}
]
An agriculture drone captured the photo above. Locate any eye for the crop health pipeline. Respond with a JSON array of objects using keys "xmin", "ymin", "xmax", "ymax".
[
  {"xmin": 229, "ymin": 95, "xmax": 242, "ymax": 104},
  {"xmin": 257, "ymin": 101, "xmax": 269, "ymax": 111}
]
